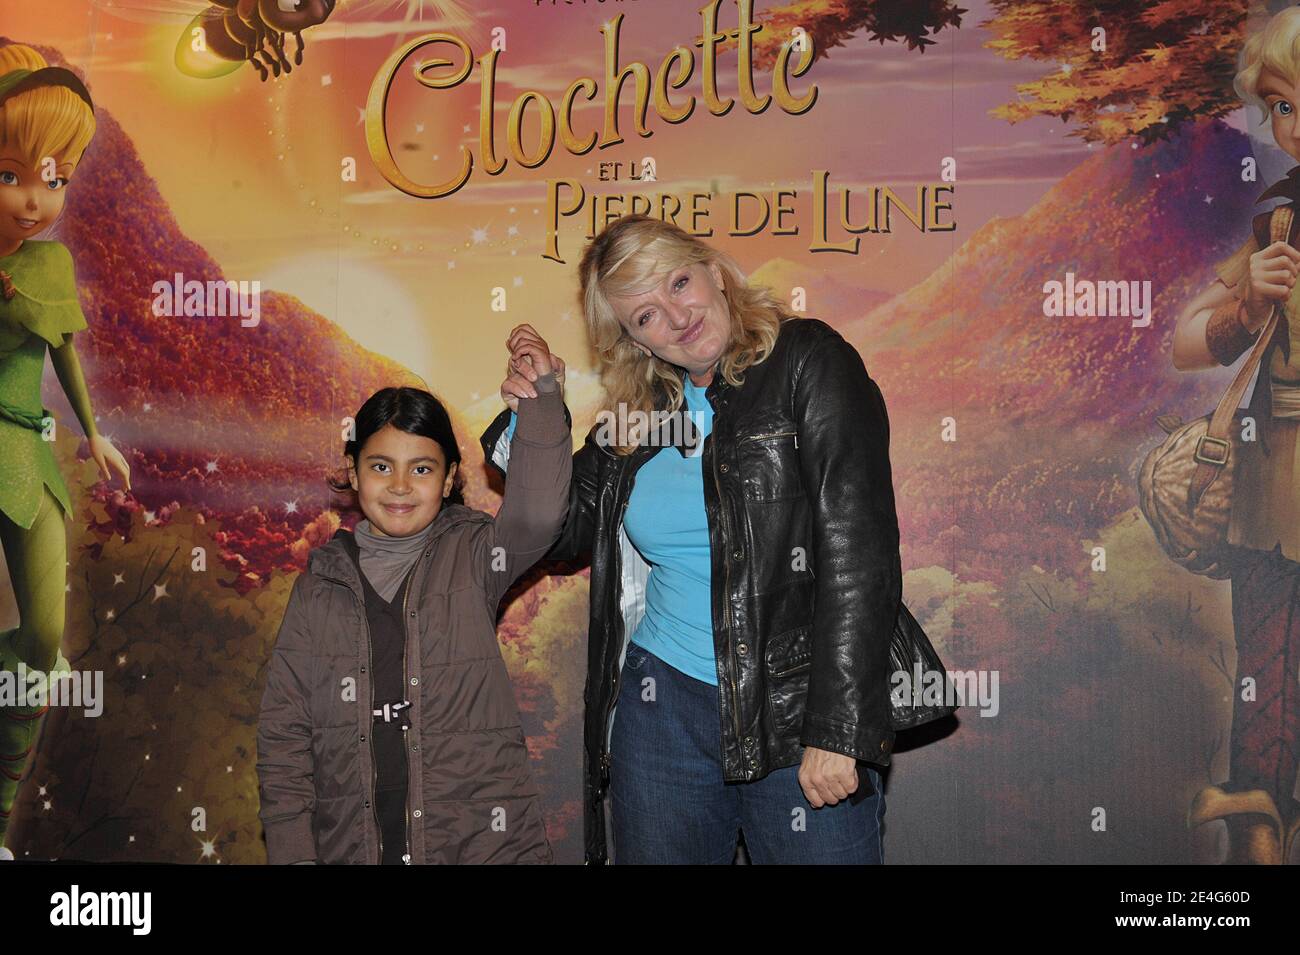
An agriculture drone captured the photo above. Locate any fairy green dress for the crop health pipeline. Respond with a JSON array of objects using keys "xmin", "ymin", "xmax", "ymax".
[
  {"xmin": 0, "ymin": 239, "xmax": 88, "ymax": 529},
  {"xmin": 0, "ymin": 239, "xmax": 86, "ymax": 846}
]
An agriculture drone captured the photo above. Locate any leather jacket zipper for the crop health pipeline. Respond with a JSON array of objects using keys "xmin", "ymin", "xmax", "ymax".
[
  {"xmin": 711, "ymin": 435, "xmax": 744, "ymax": 760},
  {"xmin": 738, "ymin": 429, "xmax": 798, "ymax": 448},
  {"xmin": 600, "ymin": 492, "xmax": 631, "ymax": 787}
]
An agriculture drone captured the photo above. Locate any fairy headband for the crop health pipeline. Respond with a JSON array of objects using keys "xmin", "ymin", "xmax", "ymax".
[{"xmin": 0, "ymin": 67, "xmax": 95, "ymax": 113}]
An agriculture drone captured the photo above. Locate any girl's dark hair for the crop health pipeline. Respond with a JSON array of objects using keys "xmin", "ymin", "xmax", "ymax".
[{"xmin": 328, "ymin": 387, "xmax": 466, "ymax": 507}]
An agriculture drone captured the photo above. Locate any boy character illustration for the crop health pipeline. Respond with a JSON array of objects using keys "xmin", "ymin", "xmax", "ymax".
[
  {"xmin": 1173, "ymin": 9, "xmax": 1300, "ymax": 864},
  {"xmin": 0, "ymin": 43, "xmax": 131, "ymax": 860}
]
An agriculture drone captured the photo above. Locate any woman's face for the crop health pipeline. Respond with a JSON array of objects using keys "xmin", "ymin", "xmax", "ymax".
[
  {"xmin": 0, "ymin": 148, "xmax": 75, "ymax": 249},
  {"xmin": 609, "ymin": 260, "xmax": 732, "ymax": 382},
  {"xmin": 347, "ymin": 423, "xmax": 457, "ymax": 538},
  {"xmin": 1260, "ymin": 70, "xmax": 1300, "ymax": 162}
]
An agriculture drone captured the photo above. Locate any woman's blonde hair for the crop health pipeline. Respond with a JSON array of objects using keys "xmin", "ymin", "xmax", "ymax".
[
  {"xmin": 1234, "ymin": 7, "xmax": 1300, "ymax": 126},
  {"xmin": 578, "ymin": 214, "xmax": 792, "ymax": 455},
  {"xmin": 0, "ymin": 44, "xmax": 96, "ymax": 167}
]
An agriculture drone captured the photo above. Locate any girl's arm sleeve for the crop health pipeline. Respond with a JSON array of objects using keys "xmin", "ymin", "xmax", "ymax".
[
  {"xmin": 256, "ymin": 573, "xmax": 318, "ymax": 864},
  {"xmin": 48, "ymin": 338, "xmax": 99, "ymax": 439},
  {"xmin": 475, "ymin": 372, "xmax": 574, "ymax": 608},
  {"xmin": 480, "ymin": 399, "xmax": 599, "ymax": 568}
]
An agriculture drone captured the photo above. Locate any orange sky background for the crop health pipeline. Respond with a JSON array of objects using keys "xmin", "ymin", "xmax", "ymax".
[{"xmin": 7, "ymin": 0, "xmax": 1101, "ymax": 410}]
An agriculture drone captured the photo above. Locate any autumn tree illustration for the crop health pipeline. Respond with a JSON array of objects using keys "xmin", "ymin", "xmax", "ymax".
[
  {"xmin": 982, "ymin": 0, "xmax": 1254, "ymax": 145},
  {"xmin": 721, "ymin": 0, "xmax": 969, "ymax": 67}
]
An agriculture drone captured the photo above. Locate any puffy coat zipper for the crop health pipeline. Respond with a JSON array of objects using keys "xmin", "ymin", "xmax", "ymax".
[
  {"xmin": 318, "ymin": 567, "xmax": 411, "ymax": 865},
  {"xmin": 400, "ymin": 577, "xmax": 412, "ymax": 865},
  {"xmin": 352, "ymin": 589, "xmax": 384, "ymax": 865}
]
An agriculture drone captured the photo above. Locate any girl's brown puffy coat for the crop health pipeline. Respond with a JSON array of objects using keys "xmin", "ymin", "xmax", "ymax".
[{"xmin": 256, "ymin": 381, "xmax": 571, "ymax": 864}]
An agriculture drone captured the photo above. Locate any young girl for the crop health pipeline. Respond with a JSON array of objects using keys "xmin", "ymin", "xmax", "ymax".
[
  {"xmin": 0, "ymin": 44, "xmax": 131, "ymax": 860},
  {"xmin": 256, "ymin": 326, "xmax": 571, "ymax": 864}
]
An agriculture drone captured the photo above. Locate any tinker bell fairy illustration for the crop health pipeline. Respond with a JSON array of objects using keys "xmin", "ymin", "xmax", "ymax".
[
  {"xmin": 1171, "ymin": 8, "xmax": 1300, "ymax": 864},
  {"xmin": 0, "ymin": 43, "xmax": 131, "ymax": 860}
]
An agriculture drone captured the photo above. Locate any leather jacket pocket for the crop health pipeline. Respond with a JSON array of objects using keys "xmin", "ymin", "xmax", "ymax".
[
  {"xmin": 736, "ymin": 430, "xmax": 802, "ymax": 503},
  {"xmin": 765, "ymin": 625, "xmax": 812, "ymax": 734}
]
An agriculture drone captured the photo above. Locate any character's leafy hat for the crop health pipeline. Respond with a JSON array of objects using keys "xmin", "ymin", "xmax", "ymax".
[{"xmin": 0, "ymin": 66, "xmax": 94, "ymax": 113}]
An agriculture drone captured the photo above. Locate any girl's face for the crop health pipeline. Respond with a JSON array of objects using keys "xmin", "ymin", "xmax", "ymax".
[
  {"xmin": 1260, "ymin": 70, "xmax": 1300, "ymax": 162},
  {"xmin": 346, "ymin": 423, "xmax": 458, "ymax": 538},
  {"xmin": 0, "ymin": 148, "xmax": 75, "ymax": 249}
]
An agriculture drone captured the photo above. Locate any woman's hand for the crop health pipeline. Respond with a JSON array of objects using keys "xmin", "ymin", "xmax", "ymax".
[
  {"xmin": 1242, "ymin": 240, "xmax": 1300, "ymax": 331},
  {"xmin": 797, "ymin": 746, "xmax": 859, "ymax": 808},
  {"xmin": 499, "ymin": 323, "xmax": 565, "ymax": 413},
  {"xmin": 88, "ymin": 433, "xmax": 131, "ymax": 492}
]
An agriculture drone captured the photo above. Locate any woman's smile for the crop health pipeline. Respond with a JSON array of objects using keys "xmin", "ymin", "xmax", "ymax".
[{"xmin": 678, "ymin": 317, "xmax": 704, "ymax": 343}]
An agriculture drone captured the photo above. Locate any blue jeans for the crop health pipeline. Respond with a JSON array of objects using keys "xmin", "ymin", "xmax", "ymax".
[{"xmin": 609, "ymin": 641, "xmax": 885, "ymax": 864}]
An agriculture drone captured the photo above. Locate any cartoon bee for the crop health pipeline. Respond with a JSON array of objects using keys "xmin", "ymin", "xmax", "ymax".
[
  {"xmin": 87, "ymin": 1, "xmax": 475, "ymax": 84},
  {"xmin": 178, "ymin": 1, "xmax": 339, "ymax": 82}
]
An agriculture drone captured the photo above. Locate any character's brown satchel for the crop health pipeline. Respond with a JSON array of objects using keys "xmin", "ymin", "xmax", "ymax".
[{"xmin": 1138, "ymin": 205, "xmax": 1292, "ymax": 579}]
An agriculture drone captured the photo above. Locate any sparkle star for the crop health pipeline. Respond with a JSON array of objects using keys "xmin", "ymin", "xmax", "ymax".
[
  {"xmin": 284, "ymin": 500, "xmax": 299, "ymax": 514},
  {"xmin": 471, "ymin": 227, "xmax": 489, "ymax": 245},
  {"xmin": 205, "ymin": 460, "xmax": 219, "ymax": 473},
  {"xmin": 113, "ymin": 573, "xmax": 125, "ymax": 585}
]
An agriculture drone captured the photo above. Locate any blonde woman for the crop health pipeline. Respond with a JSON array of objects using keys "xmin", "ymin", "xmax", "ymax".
[
  {"xmin": 1173, "ymin": 8, "xmax": 1300, "ymax": 864},
  {"xmin": 483, "ymin": 215, "xmax": 902, "ymax": 863}
]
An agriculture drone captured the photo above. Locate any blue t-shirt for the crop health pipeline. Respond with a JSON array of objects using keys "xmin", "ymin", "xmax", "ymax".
[
  {"xmin": 504, "ymin": 378, "xmax": 717, "ymax": 684},
  {"xmin": 622, "ymin": 376, "xmax": 717, "ymax": 684}
]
